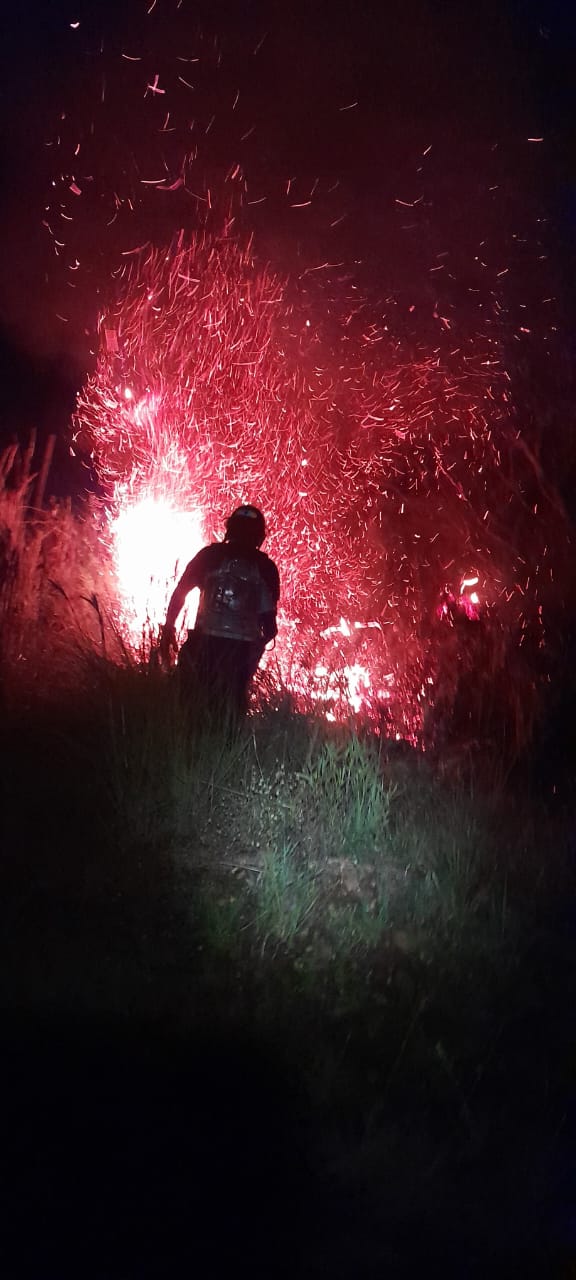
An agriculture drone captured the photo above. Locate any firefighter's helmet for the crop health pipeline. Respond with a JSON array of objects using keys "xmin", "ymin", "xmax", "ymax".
[{"xmin": 225, "ymin": 505, "xmax": 266, "ymax": 548}]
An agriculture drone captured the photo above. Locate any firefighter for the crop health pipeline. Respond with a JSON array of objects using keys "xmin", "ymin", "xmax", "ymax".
[{"xmin": 160, "ymin": 505, "xmax": 280, "ymax": 716}]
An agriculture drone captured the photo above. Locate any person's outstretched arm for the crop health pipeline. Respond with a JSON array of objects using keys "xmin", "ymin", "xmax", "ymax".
[{"xmin": 160, "ymin": 553, "xmax": 204, "ymax": 659}]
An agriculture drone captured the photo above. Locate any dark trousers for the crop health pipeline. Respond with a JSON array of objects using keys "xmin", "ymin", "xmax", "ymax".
[{"xmin": 178, "ymin": 631, "xmax": 264, "ymax": 719}]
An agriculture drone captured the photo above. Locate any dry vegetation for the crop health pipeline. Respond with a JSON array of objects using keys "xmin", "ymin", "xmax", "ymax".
[{"xmin": 1, "ymin": 439, "xmax": 574, "ymax": 1275}]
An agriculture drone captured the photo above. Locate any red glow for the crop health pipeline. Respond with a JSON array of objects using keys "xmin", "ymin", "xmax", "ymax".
[
  {"xmin": 74, "ymin": 235, "xmax": 552, "ymax": 737},
  {"xmin": 459, "ymin": 573, "xmax": 482, "ymax": 619}
]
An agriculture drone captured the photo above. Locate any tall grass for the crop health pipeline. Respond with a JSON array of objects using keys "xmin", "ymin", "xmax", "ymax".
[
  {"xmin": 0, "ymin": 438, "xmax": 122, "ymax": 704},
  {"xmin": 0, "ymin": 437, "xmax": 571, "ymax": 969},
  {"xmin": 105, "ymin": 663, "xmax": 251, "ymax": 854},
  {"xmin": 0, "ymin": 439, "xmax": 573, "ymax": 1273},
  {"xmin": 87, "ymin": 655, "xmax": 523, "ymax": 969}
]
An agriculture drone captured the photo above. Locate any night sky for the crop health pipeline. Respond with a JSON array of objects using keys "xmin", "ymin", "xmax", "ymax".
[{"xmin": 0, "ymin": 0, "xmax": 575, "ymax": 456}]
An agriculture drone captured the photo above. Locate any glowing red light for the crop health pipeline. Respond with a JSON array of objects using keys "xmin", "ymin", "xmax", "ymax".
[
  {"xmin": 110, "ymin": 494, "xmax": 205, "ymax": 641},
  {"xmin": 72, "ymin": 236, "xmax": 550, "ymax": 735}
]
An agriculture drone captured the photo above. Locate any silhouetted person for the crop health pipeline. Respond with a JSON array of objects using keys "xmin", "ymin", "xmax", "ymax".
[{"xmin": 160, "ymin": 505, "xmax": 280, "ymax": 717}]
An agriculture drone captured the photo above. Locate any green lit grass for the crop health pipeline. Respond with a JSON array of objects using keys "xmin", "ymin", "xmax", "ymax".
[{"xmin": 1, "ymin": 442, "xmax": 574, "ymax": 1270}]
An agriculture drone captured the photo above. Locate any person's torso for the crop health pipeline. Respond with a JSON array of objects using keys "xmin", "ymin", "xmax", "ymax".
[{"xmin": 195, "ymin": 544, "xmax": 275, "ymax": 642}]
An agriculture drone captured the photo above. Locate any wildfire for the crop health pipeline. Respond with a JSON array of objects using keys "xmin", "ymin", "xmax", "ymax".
[
  {"xmin": 73, "ymin": 235, "xmax": 555, "ymax": 736},
  {"xmin": 110, "ymin": 492, "xmax": 204, "ymax": 641},
  {"xmin": 37, "ymin": 6, "xmax": 565, "ymax": 744}
]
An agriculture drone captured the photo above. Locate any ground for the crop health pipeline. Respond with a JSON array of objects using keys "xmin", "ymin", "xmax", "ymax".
[{"xmin": 0, "ymin": 672, "xmax": 574, "ymax": 1277}]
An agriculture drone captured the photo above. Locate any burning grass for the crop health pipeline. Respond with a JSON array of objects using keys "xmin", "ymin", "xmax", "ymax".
[
  {"xmin": 68, "ymin": 233, "xmax": 574, "ymax": 745},
  {"xmin": 4, "ymin": 12, "xmax": 575, "ymax": 1265},
  {"xmin": 0, "ymin": 443, "xmax": 553, "ymax": 943}
]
